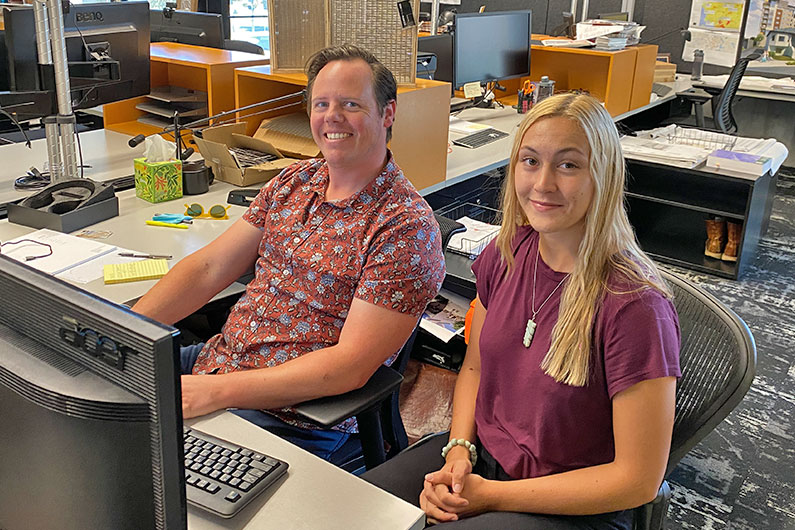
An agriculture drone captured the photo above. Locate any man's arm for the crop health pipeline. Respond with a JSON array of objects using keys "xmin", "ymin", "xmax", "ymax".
[
  {"xmin": 132, "ymin": 218, "xmax": 262, "ymax": 325},
  {"xmin": 180, "ymin": 297, "xmax": 419, "ymax": 418}
]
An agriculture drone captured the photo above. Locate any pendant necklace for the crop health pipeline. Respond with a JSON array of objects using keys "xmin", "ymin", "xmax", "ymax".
[{"xmin": 523, "ymin": 246, "xmax": 571, "ymax": 348}]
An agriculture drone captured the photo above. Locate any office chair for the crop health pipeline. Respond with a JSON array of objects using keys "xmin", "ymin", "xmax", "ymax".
[
  {"xmin": 223, "ymin": 39, "xmax": 265, "ymax": 55},
  {"xmin": 672, "ymin": 50, "xmax": 762, "ymax": 134},
  {"xmin": 293, "ymin": 213, "xmax": 467, "ymax": 474},
  {"xmin": 633, "ymin": 270, "xmax": 756, "ymax": 529}
]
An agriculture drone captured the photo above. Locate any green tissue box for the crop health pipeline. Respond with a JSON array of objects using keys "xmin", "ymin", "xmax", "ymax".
[{"xmin": 134, "ymin": 158, "xmax": 183, "ymax": 203}]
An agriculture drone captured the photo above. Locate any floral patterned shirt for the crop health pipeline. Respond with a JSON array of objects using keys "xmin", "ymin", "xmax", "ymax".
[{"xmin": 192, "ymin": 154, "xmax": 445, "ymax": 431}]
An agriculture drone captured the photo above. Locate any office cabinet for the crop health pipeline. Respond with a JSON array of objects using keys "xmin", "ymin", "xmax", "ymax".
[
  {"xmin": 234, "ymin": 65, "xmax": 451, "ymax": 191},
  {"xmin": 103, "ymin": 43, "xmax": 269, "ymax": 138},
  {"xmin": 625, "ymin": 160, "xmax": 777, "ymax": 279}
]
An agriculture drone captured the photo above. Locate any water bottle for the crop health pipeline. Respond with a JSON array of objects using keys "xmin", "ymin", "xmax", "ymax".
[
  {"xmin": 536, "ymin": 76, "xmax": 555, "ymax": 102},
  {"xmin": 691, "ymin": 49, "xmax": 704, "ymax": 81}
]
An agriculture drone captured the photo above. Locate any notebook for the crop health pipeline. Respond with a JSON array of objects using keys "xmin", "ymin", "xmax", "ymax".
[{"xmin": 103, "ymin": 259, "xmax": 169, "ymax": 284}]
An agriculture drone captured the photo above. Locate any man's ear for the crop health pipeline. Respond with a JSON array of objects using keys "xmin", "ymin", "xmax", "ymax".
[{"xmin": 382, "ymin": 99, "xmax": 397, "ymax": 128}]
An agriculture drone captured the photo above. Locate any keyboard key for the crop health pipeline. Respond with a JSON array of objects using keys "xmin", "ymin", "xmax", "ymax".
[
  {"xmin": 224, "ymin": 491, "xmax": 241, "ymax": 503},
  {"xmin": 229, "ymin": 477, "xmax": 241, "ymax": 487},
  {"xmin": 206, "ymin": 483, "xmax": 221, "ymax": 494},
  {"xmin": 239, "ymin": 481, "xmax": 253, "ymax": 492}
]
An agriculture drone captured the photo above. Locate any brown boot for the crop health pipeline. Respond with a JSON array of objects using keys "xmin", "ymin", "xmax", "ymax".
[
  {"xmin": 722, "ymin": 221, "xmax": 741, "ymax": 262},
  {"xmin": 705, "ymin": 218, "xmax": 726, "ymax": 259}
]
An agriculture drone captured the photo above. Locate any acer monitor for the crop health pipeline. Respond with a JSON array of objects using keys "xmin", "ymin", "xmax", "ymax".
[
  {"xmin": 151, "ymin": 9, "xmax": 225, "ymax": 49},
  {"xmin": 1, "ymin": 1, "xmax": 151, "ymax": 121},
  {"xmin": 453, "ymin": 10, "xmax": 532, "ymax": 89},
  {"xmin": 0, "ymin": 255, "xmax": 186, "ymax": 529}
]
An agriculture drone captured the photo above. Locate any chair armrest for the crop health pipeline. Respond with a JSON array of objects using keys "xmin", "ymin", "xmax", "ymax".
[
  {"xmin": 676, "ymin": 87, "xmax": 714, "ymax": 104},
  {"xmin": 293, "ymin": 365, "xmax": 404, "ymax": 428}
]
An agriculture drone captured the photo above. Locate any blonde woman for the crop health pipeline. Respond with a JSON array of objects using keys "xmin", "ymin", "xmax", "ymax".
[{"xmin": 364, "ymin": 93, "xmax": 681, "ymax": 529}]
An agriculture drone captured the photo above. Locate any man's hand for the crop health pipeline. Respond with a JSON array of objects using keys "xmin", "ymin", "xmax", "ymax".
[{"xmin": 181, "ymin": 374, "xmax": 226, "ymax": 419}]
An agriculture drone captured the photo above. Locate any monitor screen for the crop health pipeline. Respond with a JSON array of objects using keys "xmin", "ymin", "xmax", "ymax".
[
  {"xmin": 0, "ymin": 255, "xmax": 185, "ymax": 529},
  {"xmin": 599, "ymin": 11, "xmax": 630, "ymax": 21},
  {"xmin": 418, "ymin": 33, "xmax": 454, "ymax": 86},
  {"xmin": 453, "ymin": 10, "xmax": 532, "ymax": 88},
  {"xmin": 151, "ymin": 10, "xmax": 224, "ymax": 49},
  {"xmin": 1, "ymin": 2, "xmax": 150, "ymax": 120}
]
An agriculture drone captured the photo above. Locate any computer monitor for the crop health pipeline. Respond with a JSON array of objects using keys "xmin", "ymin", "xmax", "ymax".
[
  {"xmin": 418, "ymin": 33, "xmax": 454, "ymax": 87},
  {"xmin": 453, "ymin": 10, "xmax": 532, "ymax": 89},
  {"xmin": 598, "ymin": 11, "xmax": 630, "ymax": 22},
  {"xmin": 0, "ymin": 255, "xmax": 185, "ymax": 529},
  {"xmin": 1, "ymin": 2, "xmax": 151, "ymax": 121},
  {"xmin": 151, "ymin": 9, "xmax": 224, "ymax": 49}
]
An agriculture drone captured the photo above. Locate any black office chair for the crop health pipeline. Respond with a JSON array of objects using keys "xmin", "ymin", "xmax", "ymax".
[
  {"xmin": 223, "ymin": 39, "xmax": 265, "ymax": 55},
  {"xmin": 633, "ymin": 270, "xmax": 756, "ymax": 529},
  {"xmin": 293, "ymin": 213, "xmax": 467, "ymax": 474},
  {"xmin": 671, "ymin": 50, "xmax": 762, "ymax": 134}
]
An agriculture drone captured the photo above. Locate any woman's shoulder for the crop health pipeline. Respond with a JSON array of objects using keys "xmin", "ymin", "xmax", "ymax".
[{"xmin": 600, "ymin": 269, "xmax": 676, "ymax": 322}]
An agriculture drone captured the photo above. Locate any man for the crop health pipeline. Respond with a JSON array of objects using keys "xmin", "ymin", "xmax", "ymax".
[{"xmin": 132, "ymin": 44, "xmax": 445, "ymax": 463}]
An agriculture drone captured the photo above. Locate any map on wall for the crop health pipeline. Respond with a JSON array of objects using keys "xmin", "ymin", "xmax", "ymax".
[
  {"xmin": 685, "ymin": 0, "xmax": 745, "ymax": 67},
  {"xmin": 695, "ymin": 1, "xmax": 744, "ymax": 29}
]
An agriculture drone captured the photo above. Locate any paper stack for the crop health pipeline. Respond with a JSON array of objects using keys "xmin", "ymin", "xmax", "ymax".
[
  {"xmin": 620, "ymin": 136, "xmax": 714, "ymax": 169},
  {"xmin": 446, "ymin": 216, "xmax": 500, "ymax": 258},
  {"xmin": 595, "ymin": 36, "xmax": 628, "ymax": 50}
]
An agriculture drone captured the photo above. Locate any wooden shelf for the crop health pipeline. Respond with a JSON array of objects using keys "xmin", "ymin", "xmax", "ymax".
[{"xmin": 104, "ymin": 42, "xmax": 269, "ymax": 138}]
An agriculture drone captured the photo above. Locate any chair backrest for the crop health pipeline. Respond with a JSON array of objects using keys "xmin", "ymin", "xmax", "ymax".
[
  {"xmin": 713, "ymin": 50, "xmax": 762, "ymax": 134},
  {"xmin": 660, "ymin": 270, "xmax": 756, "ymax": 475},
  {"xmin": 223, "ymin": 39, "xmax": 264, "ymax": 55}
]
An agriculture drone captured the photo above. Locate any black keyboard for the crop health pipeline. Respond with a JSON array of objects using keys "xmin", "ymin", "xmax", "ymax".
[
  {"xmin": 183, "ymin": 427, "xmax": 289, "ymax": 518},
  {"xmin": 452, "ymin": 128, "xmax": 509, "ymax": 149}
]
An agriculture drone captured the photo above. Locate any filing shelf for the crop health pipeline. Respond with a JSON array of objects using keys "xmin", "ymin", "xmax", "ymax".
[
  {"xmin": 626, "ymin": 159, "xmax": 777, "ymax": 279},
  {"xmin": 103, "ymin": 43, "xmax": 269, "ymax": 138}
]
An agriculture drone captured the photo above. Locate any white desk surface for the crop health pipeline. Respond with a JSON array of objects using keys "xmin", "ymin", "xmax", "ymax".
[
  {"xmin": 0, "ymin": 129, "xmax": 147, "ymax": 206},
  {"xmin": 187, "ymin": 412, "xmax": 424, "ymax": 530},
  {"xmin": 420, "ymin": 90, "xmax": 688, "ymax": 196}
]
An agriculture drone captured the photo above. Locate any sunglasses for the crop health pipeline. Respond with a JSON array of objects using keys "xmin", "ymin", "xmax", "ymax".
[{"xmin": 184, "ymin": 203, "xmax": 230, "ymax": 219}]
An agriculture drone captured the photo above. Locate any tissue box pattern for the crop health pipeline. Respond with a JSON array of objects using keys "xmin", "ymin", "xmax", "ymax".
[{"xmin": 134, "ymin": 158, "xmax": 183, "ymax": 203}]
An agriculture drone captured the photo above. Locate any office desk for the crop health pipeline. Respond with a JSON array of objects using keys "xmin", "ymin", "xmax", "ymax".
[
  {"xmin": 187, "ymin": 412, "xmax": 424, "ymax": 530},
  {"xmin": 692, "ymin": 76, "xmax": 795, "ymax": 166}
]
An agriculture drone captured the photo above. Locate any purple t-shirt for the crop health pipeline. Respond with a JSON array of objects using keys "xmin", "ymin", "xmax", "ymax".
[{"xmin": 471, "ymin": 226, "xmax": 681, "ymax": 480}]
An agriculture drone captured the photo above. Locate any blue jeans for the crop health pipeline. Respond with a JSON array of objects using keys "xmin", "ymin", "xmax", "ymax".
[{"xmin": 180, "ymin": 343, "xmax": 355, "ymax": 465}]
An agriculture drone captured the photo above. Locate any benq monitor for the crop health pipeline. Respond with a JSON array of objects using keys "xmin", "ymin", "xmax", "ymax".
[
  {"xmin": 0, "ymin": 254, "xmax": 185, "ymax": 529},
  {"xmin": 453, "ymin": 10, "xmax": 532, "ymax": 89},
  {"xmin": 1, "ymin": 1, "xmax": 150, "ymax": 120}
]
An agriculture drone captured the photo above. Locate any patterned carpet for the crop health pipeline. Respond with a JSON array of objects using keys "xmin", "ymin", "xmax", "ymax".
[{"xmin": 663, "ymin": 171, "xmax": 795, "ymax": 530}]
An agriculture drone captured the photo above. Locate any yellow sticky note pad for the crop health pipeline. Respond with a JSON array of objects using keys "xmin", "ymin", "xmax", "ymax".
[{"xmin": 103, "ymin": 259, "xmax": 169, "ymax": 284}]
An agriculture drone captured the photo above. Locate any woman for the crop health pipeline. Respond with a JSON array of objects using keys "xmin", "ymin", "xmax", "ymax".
[{"xmin": 363, "ymin": 93, "xmax": 681, "ymax": 529}]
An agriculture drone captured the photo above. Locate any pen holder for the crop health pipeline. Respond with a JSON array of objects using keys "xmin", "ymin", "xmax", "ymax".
[
  {"xmin": 134, "ymin": 158, "xmax": 183, "ymax": 204},
  {"xmin": 516, "ymin": 85, "xmax": 536, "ymax": 114}
]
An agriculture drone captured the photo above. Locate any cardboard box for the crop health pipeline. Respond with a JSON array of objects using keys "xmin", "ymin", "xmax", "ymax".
[
  {"xmin": 134, "ymin": 158, "xmax": 183, "ymax": 203},
  {"xmin": 654, "ymin": 61, "xmax": 677, "ymax": 83},
  {"xmin": 8, "ymin": 196, "xmax": 119, "ymax": 233},
  {"xmin": 253, "ymin": 113, "xmax": 321, "ymax": 160},
  {"xmin": 193, "ymin": 123, "xmax": 298, "ymax": 187}
]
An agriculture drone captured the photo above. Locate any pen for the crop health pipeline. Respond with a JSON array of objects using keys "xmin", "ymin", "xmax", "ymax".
[
  {"xmin": 118, "ymin": 252, "xmax": 173, "ymax": 259},
  {"xmin": 145, "ymin": 220, "xmax": 189, "ymax": 229}
]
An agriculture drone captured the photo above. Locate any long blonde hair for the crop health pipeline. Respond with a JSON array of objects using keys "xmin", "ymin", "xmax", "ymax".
[{"xmin": 495, "ymin": 93, "xmax": 671, "ymax": 387}]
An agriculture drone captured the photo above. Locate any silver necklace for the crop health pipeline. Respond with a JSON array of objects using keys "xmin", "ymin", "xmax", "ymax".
[{"xmin": 523, "ymin": 246, "xmax": 570, "ymax": 348}]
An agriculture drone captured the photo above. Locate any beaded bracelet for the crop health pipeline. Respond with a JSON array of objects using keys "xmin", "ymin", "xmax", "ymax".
[{"xmin": 440, "ymin": 438, "xmax": 478, "ymax": 467}]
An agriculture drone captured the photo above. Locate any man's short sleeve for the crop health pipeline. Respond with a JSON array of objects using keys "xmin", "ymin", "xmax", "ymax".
[
  {"xmin": 601, "ymin": 289, "xmax": 682, "ymax": 399},
  {"xmin": 355, "ymin": 213, "xmax": 445, "ymax": 317}
]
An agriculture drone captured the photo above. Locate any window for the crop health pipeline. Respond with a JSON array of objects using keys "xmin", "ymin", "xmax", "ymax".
[{"xmin": 229, "ymin": 0, "xmax": 269, "ymax": 51}]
